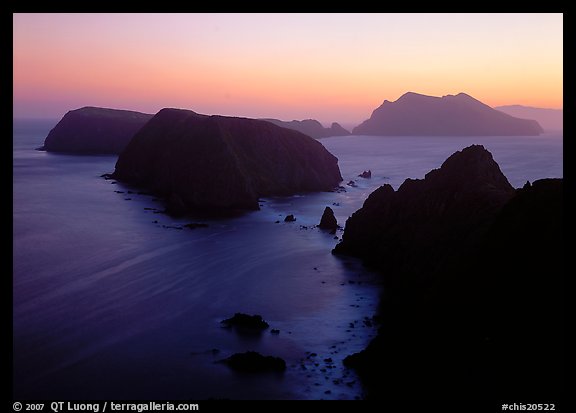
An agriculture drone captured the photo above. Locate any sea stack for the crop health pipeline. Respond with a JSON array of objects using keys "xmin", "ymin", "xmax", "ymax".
[{"xmin": 318, "ymin": 207, "xmax": 338, "ymax": 232}]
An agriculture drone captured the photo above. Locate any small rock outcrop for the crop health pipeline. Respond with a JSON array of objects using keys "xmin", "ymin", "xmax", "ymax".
[
  {"xmin": 222, "ymin": 351, "xmax": 286, "ymax": 373},
  {"xmin": 221, "ymin": 313, "xmax": 269, "ymax": 331},
  {"xmin": 40, "ymin": 107, "xmax": 152, "ymax": 154},
  {"xmin": 358, "ymin": 170, "xmax": 371, "ymax": 178},
  {"xmin": 318, "ymin": 207, "xmax": 338, "ymax": 232},
  {"xmin": 284, "ymin": 215, "xmax": 296, "ymax": 222},
  {"xmin": 184, "ymin": 223, "xmax": 209, "ymax": 230}
]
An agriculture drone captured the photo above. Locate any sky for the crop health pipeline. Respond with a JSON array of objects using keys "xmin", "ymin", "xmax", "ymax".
[{"xmin": 13, "ymin": 13, "xmax": 563, "ymax": 127}]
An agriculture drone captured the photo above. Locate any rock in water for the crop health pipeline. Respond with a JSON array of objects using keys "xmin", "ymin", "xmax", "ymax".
[
  {"xmin": 334, "ymin": 145, "xmax": 515, "ymax": 281},
  {"xmin": 221, "ymin": 313, "xmax": 269, "ymax": 330},
  {"xmin": 353, "ymin": 92, "xmax": 543, "ymax": 136},
  {"xmin": 184, "ymin": 222, "xmax": 209, "ymax": 230},
  {"xmin": 318, "ymin": 207, "xmax": 338, "ymax": 231},
  {"xmin": 222, "ymin": 351, "xmax": 286, "ymax": 373},
  {"xmin": 358, "ymin": 170, "xmax": 372, "ymax": 178},
  {"xmin": 40, "ymin": 107, "xmax": 152, "ymax": 154},
  {"xmin": 112, "ymin": 109, "xmax": 342, "ymax": 214},
  {"xmin": 284, "ymin": 214, "xmax": 296, "ymax": 222}
]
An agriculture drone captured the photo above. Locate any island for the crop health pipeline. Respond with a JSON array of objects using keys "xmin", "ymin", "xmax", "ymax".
[
  {"xmin": 111, "ymin": 108, "xmax": 343, "ymax": 215},
  {"xmin": 260, "ymin": 118, "xmax": 350, "ymax": 139},
  {"xmin": 352, "ymin": 92, "xmax": 543, "ymax": 136},
  {"xmin": 39, "ymin": 106, "xmax": 153, "ymax": 154},
  {"xmin": 495, "ymin": 104, "xmax": 563, "ymax": 132}
]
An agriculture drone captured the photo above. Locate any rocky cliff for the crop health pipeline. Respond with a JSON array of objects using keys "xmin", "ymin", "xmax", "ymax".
[
  {"xmin": 112, "ymin": 108, "xmax": 343, "ymax": 214},
  {"xmin": 40, "ymin": 107, "xmax": 152, "ymax": 154},
  {"xmin": 335, "ymin": 146, "xmax": 563, "ymax": 399},
  {"xmin": 334, "ymin": 145, "xmax": 515, "ymax": 281}
]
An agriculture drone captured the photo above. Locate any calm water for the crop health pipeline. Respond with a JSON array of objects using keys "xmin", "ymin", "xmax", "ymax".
[{"xmin": 13, "ymin": 119, "xmax": 563, "ymax": 399}]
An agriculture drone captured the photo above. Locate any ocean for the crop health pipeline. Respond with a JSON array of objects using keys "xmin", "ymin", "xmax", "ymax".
[{"xmin": 13, "ymin": 119, "xmax": 563, "ymax": 399}]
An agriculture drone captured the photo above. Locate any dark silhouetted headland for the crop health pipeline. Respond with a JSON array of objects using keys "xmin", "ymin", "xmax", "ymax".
[
  {"xmin": 112, "ymin": 108, "xmax": 343, "ymax": 215},
  {"xmin": 261, "ymin": 118, "xmax": 350, "ymax": 138},
  {"xmin": 39, "ymin": 107, "xmax": 153, "ymax": 154},
  {"xmin": 334, "ymin": 145, "xmax": 515, "ymax": 276},
  {"xmin": 353, "ymin": 92, "xmax": 544, "ymax": 136},
  {"xmin": 334, "ymin": 145, "xmax": 563, "ymax": 399},
  {"xmin": 495, "ymin": 104, "xmax": 563, "ymax": 132}
]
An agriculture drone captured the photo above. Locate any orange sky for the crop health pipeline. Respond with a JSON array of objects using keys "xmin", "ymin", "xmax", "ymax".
[{"xmin": 13, "ymin": 13, "xmax": 563, "ymax": 126}]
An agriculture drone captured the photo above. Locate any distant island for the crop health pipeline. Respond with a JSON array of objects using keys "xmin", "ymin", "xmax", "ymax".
[
  {"xmin": 260, "ymin": 118, "xmax": 350, "ymax": 139},
  {"xmin": 495, "ymin": 105, "xmax": 563, "ymax": 132},
  {"xmin": 112, "ymin": 108, "xmax": 343, "ymax": 215},
  {"xmin": 353, "ymin": 92, "xmax": 543, "ymax": 136},
  {"xmin": 39, "ymin": 107, "xmax": 153, "ymax": 154}
]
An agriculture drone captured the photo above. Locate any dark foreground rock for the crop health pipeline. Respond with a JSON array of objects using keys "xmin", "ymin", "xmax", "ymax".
[
  {"xmin": 221, "ymin": 313, "xmax": 269, "ymax": 330},
  {"xmin": 318, "ymin": 207, "xmax": 338, "ymax": 232},
  {"xmin": 353, "ymin": 92, "xmax": 543, "ymax": 136},
  {"xmin": 222, "ymin": 352, "xmax": 286, "ymax": 373},
  {"xmin": 261, "ymin": 118, "xmax": 350, "ymax": 138},
  {"xmin": 334, "ymin": 145, "xmax": 515, "ymax": 282},
  {"xmin": 112, "ymin": 109, "xmax": 342, "ymax": 215},
  {"xmin": 335, "ymin": 146, "xmax": 563, "ymax": 399},
  {"xmin": 40, "ymin": 107, "xmax": 152, "ymax": 154}
]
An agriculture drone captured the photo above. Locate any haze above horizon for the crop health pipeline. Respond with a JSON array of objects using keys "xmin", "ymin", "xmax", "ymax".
[{"xmin": 13, "ymin": 13, "xmax": 562, "ymax": 125}]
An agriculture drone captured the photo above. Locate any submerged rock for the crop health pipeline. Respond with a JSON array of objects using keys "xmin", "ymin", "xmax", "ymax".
[
  {"xmin": 184, "ymin": 222, "xmax": 209, "ymax": 230},
  {"xmin": 222, "ymin": 351, "xmax": 286, "ymax": 373}
]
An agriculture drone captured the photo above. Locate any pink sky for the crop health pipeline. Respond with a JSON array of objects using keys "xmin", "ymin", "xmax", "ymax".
[{"xmin": 13, "ymin": 13, "xmax": 563, "ymax": 126}]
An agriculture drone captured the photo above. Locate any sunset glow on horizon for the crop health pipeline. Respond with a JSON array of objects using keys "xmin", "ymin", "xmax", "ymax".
[{"xmin": 13, "ymin": 13, "xmax": 563, "ymax": 126}]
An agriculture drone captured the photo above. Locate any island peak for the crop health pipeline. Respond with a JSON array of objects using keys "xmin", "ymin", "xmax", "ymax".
[{"xmin": 353, "ymin": 92, "xmax": 543, "ymax": 136}]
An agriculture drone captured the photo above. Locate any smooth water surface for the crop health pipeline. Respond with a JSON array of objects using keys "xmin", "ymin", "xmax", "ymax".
[{"xmin": 13, "ymin": 120, "xmax": 562, "ymax": 399}]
